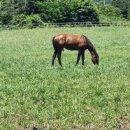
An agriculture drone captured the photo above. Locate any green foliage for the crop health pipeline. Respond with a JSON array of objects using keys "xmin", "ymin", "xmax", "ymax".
[
  {"xmin": 112, "ymin": 0, "xmax": 130, "ymax": 19},
  {"xmin": 0, "ymin": 0, "xmax": 100, "ymax": 25},
  {"xmin": 26, "ymin": 14, "xmax": 43, "ymax": 28},
  {"xmin": 0, "ymin": 11, "xmax": 12, "ymax": 25},
  {"xmin": 0, "ymin": 0, "xmax": 13, "ymax": 24},
  {"xmin": 0, "ymin": 0, "xmax": 128, "ymax": 26},
  {"xmin": 76, "ymin": 0, "xmax": 99, "ymax": 22},
  {"xmin": 98, "ymin": 4, "xmax": 123, "ymax": 22},
  {"xmin": 11, "ymin": 14, "xmax": 43, "ymax": 27},
  {"xmin": 11, "ymin": 14, "xmax": 27, "ymax": 26},
  {"xmin": 38, "ymin": 0, "xmax": 66, "ymax": 22},
  {"xmin": 37, "ymin": 0, "xmax": 99, "ymax": 23},
  {"xmin": 127, "ymin": 10, "xmax": 130, "ymax": 20}
]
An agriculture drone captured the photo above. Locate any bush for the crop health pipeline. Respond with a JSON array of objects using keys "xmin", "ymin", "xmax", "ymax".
[
  {"xmin": 127, "ymin": 10, "xmax": 130, "ymax": 20},
  {"xmin": 26, "ymin": 15, "xmax": 43, "ymax": 28},
  {"xmin": 76, "ymin": 0, "xmax": 99, "ymax": 22},
  {"xmin": 0, "ymin": 12, "xmax": 12, "ymax": 25},
  {"xmin": 11, "ymin": 14, "xmax": 43, "ymax": 28},
  {"xmin": 11, "ymin": 14, "xmax": 27, "ymax": 26},
  {"xmin": 112, "ymin": 0, "xmax": 130, "ymax": 19},
  {"xmin": 38, "ymin": 0, "xmax": 99, "ymax": 23},
  {"xmin": 98, "ymin": 5, "xmax": 124, "ymax": 22}
]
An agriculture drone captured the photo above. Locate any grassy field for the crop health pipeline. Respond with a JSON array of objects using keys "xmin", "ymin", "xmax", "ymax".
[{"xmin": 0, "ymin": 27, "xmax": 130, "ymax": 130}]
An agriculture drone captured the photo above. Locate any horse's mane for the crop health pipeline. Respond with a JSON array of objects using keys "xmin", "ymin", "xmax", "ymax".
[{"xmin": 82, "ymin": 35, "xmax": 98, "ymax": 56}]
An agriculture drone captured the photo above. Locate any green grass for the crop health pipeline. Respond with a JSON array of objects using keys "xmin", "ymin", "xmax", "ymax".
[{"xmin": 0, "ymin": 27, "xmax": 130, "ymax": 130}]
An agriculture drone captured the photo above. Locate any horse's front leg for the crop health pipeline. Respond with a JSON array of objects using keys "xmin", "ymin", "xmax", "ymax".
[
  {"xmin": 76, "ymin": 51, "xmax": 82, "ymax": 65},
  {"xmin": 51, "ymin": 51, "xmax": 57, "ymax": 66},
  {"xmin": 57, "ymin": 51, "xmax": 62, "ymax": 66},
  {"xmin": 82, "ymin": 51, "xmax": 85, "ymax": 65}
]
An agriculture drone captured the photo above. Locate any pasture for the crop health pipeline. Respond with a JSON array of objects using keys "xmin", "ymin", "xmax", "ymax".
[{"xmin": 0, "ymin": 27, "xmax": 130, "ymax": 130}]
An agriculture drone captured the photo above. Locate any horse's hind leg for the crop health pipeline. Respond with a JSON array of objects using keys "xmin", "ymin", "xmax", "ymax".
[
  {"xmin": 76, "ymin": 51, "xmax": 82, "ymax": 65},
  {"xmin": 52, "ymin": 51, "xmax": 57, "ymax": 65},
  {"xmin": 57, "ymin": 51, "xmax": 62, "ymax": 66}
]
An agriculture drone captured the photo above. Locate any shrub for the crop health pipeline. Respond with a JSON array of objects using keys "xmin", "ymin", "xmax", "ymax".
[
  {"xmin": 0, "ymin": 12, "xmax": 12, "ymax": 25},
  {"xmin": 76, "ymin": 0, "xmax": 99, "ymax": 22},
  {"xmin": 38, "ymin": 0, "xmax": 99, "ymax": 23},
  {"xmin": 26, "ymin": 15, "xmax": 43, "ymax": 28},
  {"xmin": 98, "ymin": 5, "xmax": 124, "ymax": 22},
  {"xmin": 127, "ymin": 10, "xmax": 130, "ymax": 20},
  {"xmin": 11, "ymin": 14, "xmax": 27, "ymax": 26},
  {"xmin": 11, "ymin": 14, "xmax": 43, "ymax": 28},
  {"xmin": 112, "ymin": 0, "xmax": 130, "ymax": 19}
]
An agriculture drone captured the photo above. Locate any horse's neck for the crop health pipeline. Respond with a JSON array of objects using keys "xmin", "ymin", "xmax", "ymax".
[
  {"xmin": 90, "ymin": 51, "xmax": 97, "ymax": 57},
  {"xmin": 87, "ymin": 43, "xmax": 97, "ymax": 57}
]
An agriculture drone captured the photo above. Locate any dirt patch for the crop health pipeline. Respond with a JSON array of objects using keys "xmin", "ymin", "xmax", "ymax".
[{"xmin": 117, "ymin": 115, "xmax": 130, "ymax": 130}]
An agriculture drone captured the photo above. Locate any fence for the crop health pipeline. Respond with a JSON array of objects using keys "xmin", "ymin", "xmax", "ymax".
[
  {"xmin": 44, "ymin": 21, "xmax": 130, "ymax": 27},
  {"xmin": 0, "ymin": 21, "xmax": 130, "ymax": 29}
]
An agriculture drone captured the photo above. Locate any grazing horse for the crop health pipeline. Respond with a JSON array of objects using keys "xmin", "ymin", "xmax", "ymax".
[{"xmin": 51, "ymin": 34, "xmax": 99, "ymax": 66}]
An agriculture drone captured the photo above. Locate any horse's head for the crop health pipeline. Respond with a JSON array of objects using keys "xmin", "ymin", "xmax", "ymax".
[{"xmin": 91, "ymin": 53, "xmax": 99, "ymax": 65}]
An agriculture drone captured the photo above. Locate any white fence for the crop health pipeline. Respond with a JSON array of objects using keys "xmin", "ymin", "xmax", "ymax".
[
  {"xmin": 0, "ymin": 21, "xmax": 130, "ymax": 29},
  {"xmin": 44, "ymin": 21, "xmax": 130, "ymax": 27}
]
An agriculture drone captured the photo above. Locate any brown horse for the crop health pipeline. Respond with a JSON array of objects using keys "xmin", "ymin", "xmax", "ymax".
[{"xmin": 51, "ymin": 34, "xmax": 99, "ymax": 66}]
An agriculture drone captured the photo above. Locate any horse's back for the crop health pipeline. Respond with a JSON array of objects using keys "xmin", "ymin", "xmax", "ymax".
[
  {"xmin": 53, "ymin": 34, "xmax": 85, "ymax": 44},
  {"xmin": 52, "ymin": 34, "xmax": 90, "ymax": 50}
]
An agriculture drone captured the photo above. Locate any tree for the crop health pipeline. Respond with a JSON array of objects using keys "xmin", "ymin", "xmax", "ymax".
[
  {"xmin": 0, "ymin": 0, "xmax": 30, "ymax": 24},
  {"xmin": 127, "ymin": 9, "xmax": 130, "ymax": 20},
  {"xmin": 98, "ymin": 4, "xmax": 123, "ymax": 22},
  {"xmin": 31, "ymin": 0, "xmax": 99, "ymax": 23},
  {"xmin": 0, "ymin": 0, "xmax": 13, "ymax": 24},
  {"xmin": 76, "ymin": 0, "xmax": 99, "ymax": 22},
  {"xmin": 112, "ymin": 0, "xmax": 130, "ymax": 19}
]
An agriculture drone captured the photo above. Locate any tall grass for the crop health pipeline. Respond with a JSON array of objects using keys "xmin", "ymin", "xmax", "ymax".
[{"xmin": 0, "ymin": 27, "xmax": 130, "ymax": 129}]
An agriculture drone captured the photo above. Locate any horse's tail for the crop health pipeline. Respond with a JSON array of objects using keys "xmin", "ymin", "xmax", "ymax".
[
  {"xmin": 52, "ymin": 36, "xmax": 55, "ymax": 46},
  {"xmin": 52, "ymin": 36, "xmax": 57, "ymax": 50}
]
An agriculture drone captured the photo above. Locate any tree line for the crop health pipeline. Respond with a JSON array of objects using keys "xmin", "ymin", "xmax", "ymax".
[{"xmin": 0, "ymin": 0, "xmax": 130, "ymax": 27}]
